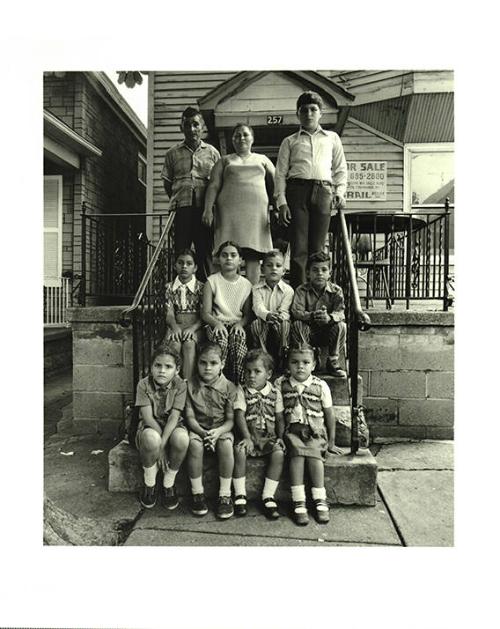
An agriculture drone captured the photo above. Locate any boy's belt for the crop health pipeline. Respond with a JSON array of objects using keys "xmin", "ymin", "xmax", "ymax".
[{"xmin": 287, "ymin": 178, "xmax": 332, "ymax": 186}]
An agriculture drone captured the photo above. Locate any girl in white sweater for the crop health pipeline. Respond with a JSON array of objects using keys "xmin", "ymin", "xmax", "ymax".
[{"xmin": 202, "ymin": 241, "xmax": 252, "ymax": 384}]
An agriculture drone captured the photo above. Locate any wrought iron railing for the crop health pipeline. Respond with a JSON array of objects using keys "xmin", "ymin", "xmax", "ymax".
[
  {"xmin": 43, "ymin": 276, "xmax": 73, "ymax": 326},
  {"xmin": 79, "ymin": 203, "xmax": 169, "ymax": 305},
  {"xmin": 331, "ymin": 208, "xmax": 371, "ymax": 454},
  {"xmin": 121, "ymin": 213, "xmax": 176, "ymax": 387},
  {"xmin": 344, "ymin": 200, "xmax": 453, "ymax": 310}
]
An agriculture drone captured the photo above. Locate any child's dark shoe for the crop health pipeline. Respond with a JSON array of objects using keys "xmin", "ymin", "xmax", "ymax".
[
  {"xmin": 216, "ymin": 495, "xmax": 234, "ymax": 520},
  {"xmin": 326, "ymin": 358, "xmax": 346, "ymax": 378},
  {"xmin": 262, "ymin": 497, "xmax": 280, "ymax": 520},
  {"xmin": 313, "ymin": 498, "xmax": 330, "ymax": 524},
  {"xmin": 162, "ymin": 485, "xmax": 179, "ymax": 510},
  {"xmin": 140, "ymin": 484, "xmax": 158, "ymax": 509},
  {"xmin": 234, "ymin": 495, "xmax": 247, "ymax": 517},
  {"xmin": 191, "ymin": 493, "xmax": 208, "ymax": 516},
  {"xmin": 292, "ymin": 500, "xmax": 309, "ymax": 526}
]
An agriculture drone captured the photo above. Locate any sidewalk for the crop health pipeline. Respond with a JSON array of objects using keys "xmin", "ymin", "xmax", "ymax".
[{"xmin": 44, "ymin": 372, "xmax": 453, "ymax": 547}]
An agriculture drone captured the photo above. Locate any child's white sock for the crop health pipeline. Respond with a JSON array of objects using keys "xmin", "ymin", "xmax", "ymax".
[
  {"xmin": 233, "ymin": 477, "xmax": 246, "ymax": 499},
  {"xmin": 262, "ymin": 478, "xmax": 279, "ymax": 500},
  {"xmin": 143, "ymin": 463, "xmax": 159, "ymax": 487},
  {"xmin": 291, "ymin": 484, "xmax": 306, "ymax": 503},
  {"xmin": 219, "ymin": 476, "xmax": 232, "ymax": 497},
  {"xmin": 311, "ymin": 487, "xmax": 328, "ymax": 510},
  {"xmin": 163, "ymin": 468, "xmax": 178, "ymax": 489},
  {"xmin": 190, "ymin": 476, "xmax": 204, "ymax": 494}
]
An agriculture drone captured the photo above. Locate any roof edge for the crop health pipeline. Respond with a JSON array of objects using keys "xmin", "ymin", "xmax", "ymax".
[{"xmin": 86, "ymin": 72, "xmax": 147, "ymax": 142}]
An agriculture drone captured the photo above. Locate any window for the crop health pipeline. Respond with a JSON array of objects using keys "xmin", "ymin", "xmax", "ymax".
[
  {"xmin": 404, "ymin": 143, "xmax": 454, "ymax": 210},
  {"xmin": 138, "ymin": 152, "xmax": 147, "ymax": 186},
  {"xmin": 44, "ymin": 175, "xmax": 63, "ymax": 287}
]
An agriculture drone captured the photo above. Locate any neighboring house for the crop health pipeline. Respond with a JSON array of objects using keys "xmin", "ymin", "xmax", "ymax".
[
  {"xmin": 146, "ymin": 70, "xmax": 453, "ymax": 246},
  {"xmin": 43, "ymin": 71, "xmax": 147, "ymax": 374}
]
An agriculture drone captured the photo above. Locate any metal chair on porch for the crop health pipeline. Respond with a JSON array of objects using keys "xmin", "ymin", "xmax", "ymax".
[{"xmin": 351, "ymin": 233, "xmax": 392, "ymax": 310}]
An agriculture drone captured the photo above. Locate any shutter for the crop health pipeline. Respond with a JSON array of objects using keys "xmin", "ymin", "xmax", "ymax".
[{"xmin": 44, "ymin": 176, "xmax": 62, "ymax": 286}]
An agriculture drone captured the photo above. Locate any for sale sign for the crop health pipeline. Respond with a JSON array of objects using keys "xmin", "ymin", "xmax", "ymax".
[{"xmin": 346, "ymin": 161, "xmax": 387, "ymax": 200}]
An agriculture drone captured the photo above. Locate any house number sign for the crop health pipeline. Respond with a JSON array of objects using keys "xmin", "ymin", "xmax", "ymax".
[{"xmin": 267, "ymin": 115, "xmax": 283, "ymax": 125}]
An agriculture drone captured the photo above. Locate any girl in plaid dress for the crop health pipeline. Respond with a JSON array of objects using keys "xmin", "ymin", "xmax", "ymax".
[
  {"xmin": 202, "ymin": 241, "xmax": 252, "ymax": 384},
  {"xmin": 165, "ymin": 249, "xmax": 204, "ymax": 380},
  {"xmin": 232, "ymin": 350, "xmax": 285, "ymax": 519}
]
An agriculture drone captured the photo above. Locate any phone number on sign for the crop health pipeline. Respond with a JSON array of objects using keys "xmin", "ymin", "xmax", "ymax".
[{"xmin": 349, "ymin": 172, "xmax": 386, "ymax": 181}]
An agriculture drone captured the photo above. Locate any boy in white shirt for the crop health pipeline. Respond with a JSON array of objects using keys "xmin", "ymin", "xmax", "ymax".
[{"xmin": 275, "ymin": 91, "xmax": 347, "ymax": 288}]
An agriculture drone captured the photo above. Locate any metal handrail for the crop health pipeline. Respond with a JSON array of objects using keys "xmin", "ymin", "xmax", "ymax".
[
  {"xmin": 338, "ymin": 208, "xmax": 371, "ymax": 331},
  {"xmin": 336, "ymin": 207, "xmax": 371, "ymax": 454},
  {"xmin": 121, "ymin": 211, "xmax": 175, "ymax": 325}
]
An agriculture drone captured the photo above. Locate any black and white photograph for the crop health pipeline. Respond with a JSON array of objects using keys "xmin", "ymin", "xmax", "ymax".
[
  {"xmin": 43, "ymin": 68, "xmax": 454, "ymax": 547},
  {"xmin": 2, "ymin": 3, "xmax": 498, "ymax": 628}
]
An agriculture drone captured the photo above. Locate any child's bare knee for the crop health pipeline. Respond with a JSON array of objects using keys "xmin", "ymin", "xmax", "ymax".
[
  {"xmin": 189, "ymin": 438, "xmax": 203, "ymax": 457},
  {"xmin": 216, "ymin": 438, "xmax": 232, "ymax": 455},
  {"xmin": 140, "ymin": 428, "xmax": 161, "ymax": 452},
  {"xmin": 170, "ymin": 428, "xmax": 189, "ymax": 452}
]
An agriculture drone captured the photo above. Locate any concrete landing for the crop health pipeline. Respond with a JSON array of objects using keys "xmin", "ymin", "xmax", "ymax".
[
  {"xmin": 109, "ymin": 440, "xmax": 378, "ymax": 506},
  {"xmin": 124, "ymin": 493, "xmax": 399, "ymax": 547}
]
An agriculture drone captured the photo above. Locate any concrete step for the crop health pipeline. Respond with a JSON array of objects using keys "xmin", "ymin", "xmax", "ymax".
[{"xmin": 108, "ymin": 440, "xmax": 377, "ymax": 506}]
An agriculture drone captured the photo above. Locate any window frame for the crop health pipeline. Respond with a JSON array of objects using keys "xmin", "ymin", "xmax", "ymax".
[
  {"xmin": 404, "ymin": 142, "xmax": 454, "ymax": 212},
  {"xmin": 138, "ymin": 152, "xmax": 147, "ymax": 187},
  {"xmin": 44, "ymin": 174, "xmax": 63, "ymax": 287}
]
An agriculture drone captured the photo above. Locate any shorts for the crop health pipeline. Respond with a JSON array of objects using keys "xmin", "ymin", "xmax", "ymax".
[
  {"xmin": 189, "ymin": 430, "xmax": 234, "ymax": 444},
  {"xmin": 135, "ymin": 420, "xmax": 188, "ymax": 450}
]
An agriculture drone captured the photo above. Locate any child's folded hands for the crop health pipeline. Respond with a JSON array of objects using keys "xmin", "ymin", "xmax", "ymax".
[{"xmin": 237, "ymin": 437, "xmax": 255, "ymax": 455}]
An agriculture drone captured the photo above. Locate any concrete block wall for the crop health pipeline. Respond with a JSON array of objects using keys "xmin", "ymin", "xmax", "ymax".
[
  {"xmin": 359, "ymin": 311, "xmax": 454, "ymax": 440},
  {"xmin": 68, "ymin": 306, "xmax": 134, "ymax": 435}
]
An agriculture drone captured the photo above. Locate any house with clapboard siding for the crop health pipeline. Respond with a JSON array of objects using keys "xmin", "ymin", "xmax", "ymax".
[
  {"xmin": 146, "ymin": 70, "xmax": 453, "ymax": 242},
  {"xmin": 43, "ymin": 71, "xmax": 147, "ymax": 376}
]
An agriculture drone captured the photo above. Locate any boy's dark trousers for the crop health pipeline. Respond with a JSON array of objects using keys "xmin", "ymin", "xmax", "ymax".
[
  {"xmin": 174, "ymin": 205, "xmax": 213, "ymax": 281},
  {"xmin": 286, "ymin": 179, "xmax": 333, "ymax": 288},
  {"xmin": 291, "ymin": 319, "xmax": 346, "ymax": 363}
]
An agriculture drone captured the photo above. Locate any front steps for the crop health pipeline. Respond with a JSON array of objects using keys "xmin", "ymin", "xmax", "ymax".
[
  {"xmin": 107, "ymin": 370, "xmax": 377, "ymax": 506},
  {"xmin": 108, "ymin": 440, "xmax": 377, "ymax": 506}
]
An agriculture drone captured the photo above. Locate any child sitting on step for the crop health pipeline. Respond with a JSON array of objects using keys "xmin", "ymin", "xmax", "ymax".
[
  {"xmin": 185, "ymin": 342, "xmax": 237, "ymax": 520},
  {"xmin": 165, "ymin": 248, "xmax": 204, "ymax": 380},
  {"xmin": 202, "ymin": 240, "xmax": 252, "ymax": 384},
  {"xmin": 134, "ymin": 344, "xmax": 189, "ymax": 511},
  {"xmin": 249, "ymin": 249, "xmax": 294, "ymax": 370},
  {"xmin": 232, "ymin": 350, "xmax": 286, "ymax": 520},
  {"xmin": 275, "ymin": 344, "xmax": 343, "ymax": 526},
  {"xmin": 291, "ymin": 251, "xmax": 347, "ymax": 377}
]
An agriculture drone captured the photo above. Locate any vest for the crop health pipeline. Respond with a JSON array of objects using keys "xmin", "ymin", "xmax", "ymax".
[
  {"xmin": 280, "ymin": 376, "xmax": 325, "ymax": 434},
  {"xmin": 243, "ymin": 384, "xmax": 277, "ymax": 431}
]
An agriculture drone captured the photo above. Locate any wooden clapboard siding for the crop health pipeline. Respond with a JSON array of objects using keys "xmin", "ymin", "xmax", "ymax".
[
  {"xmin": 342, "ymin": 119, "xmax": 404, "ymax": 212},
  {"xmin": 150, "ymin": 71, "xmax": 236, "ymax": 239},
  {"xmin": 217, "ymin": 72, "xmax": 336, "ymax": 114}
]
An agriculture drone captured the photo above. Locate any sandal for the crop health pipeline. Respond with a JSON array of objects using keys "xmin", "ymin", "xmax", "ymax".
[
  {"xmin": 292, "ymin": 500, "xmax": 309, "ymax": 526},
  {"xmin": 313, "ymin": 498, "xmax": 330, "ymax": 524},
  {"xmin": 262, "ymin": 497, "xmax": 280, "ymax": 520}
]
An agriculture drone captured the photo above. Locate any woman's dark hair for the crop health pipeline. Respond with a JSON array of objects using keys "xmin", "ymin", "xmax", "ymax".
[
  {"xmin": 151, "ymin": 343, "xmax": 181, "ymax": 368},
  {"xmin": 215, "ymin": 240, "xmax": 242, "ymax": 258},
  {"xmin": 232, "ymin": 122, "xmax": 254, "ymax": 138},
  {"xmin": 244, "ymin": 349, "xmax": 274, "ymax": 373},
  {"xmin": 296, "ymin": 90, "xmax": 324, "ymax": 112}
]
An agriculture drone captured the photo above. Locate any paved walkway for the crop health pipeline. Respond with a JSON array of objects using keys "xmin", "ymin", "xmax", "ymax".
[{"xmin": 44, "ymin": 372, "xmax": 453, "ymax": 547}]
